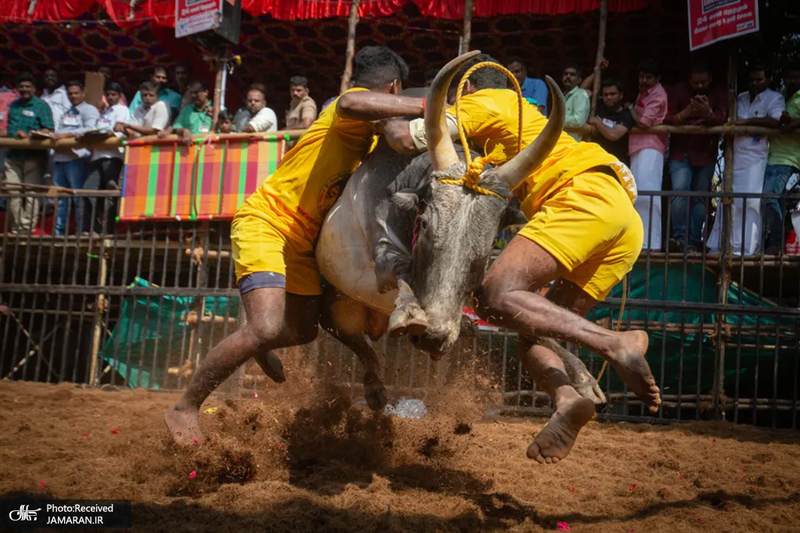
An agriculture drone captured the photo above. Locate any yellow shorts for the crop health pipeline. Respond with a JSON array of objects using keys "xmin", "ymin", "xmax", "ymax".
[
  {"xmin": 517, "ymin": 171, "xmax": 643, "ymax": 301},
  {"xmin": 231, "ymin": 202, "xmax": 322, "ymax": 297}
]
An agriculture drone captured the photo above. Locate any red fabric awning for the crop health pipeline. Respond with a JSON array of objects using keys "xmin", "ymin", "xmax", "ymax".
[{"xmin": 0, "ymin": 0, "xmax": 653, "ymax": 24}]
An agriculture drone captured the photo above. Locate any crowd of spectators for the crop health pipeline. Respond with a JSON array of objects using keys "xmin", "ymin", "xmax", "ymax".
[
  {"xmin": 512, "ymin": 58, "xmax": 799, "ymax": 256},
  {"xmin": 0, "ymin": 65, "xmax": 318, "ymax": 236},
  {"xmin": 0, "ymin": 57, "xmax": 798, "ymax": 255}
]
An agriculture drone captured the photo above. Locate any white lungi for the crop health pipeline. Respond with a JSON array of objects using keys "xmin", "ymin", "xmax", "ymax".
[
  {"xmin": 707, "ymin": 160, "xmax": 766, "ymax": 256},
  {"xmin": 630, "ymin": 148, "xmax": 664, "ymax": 250}
]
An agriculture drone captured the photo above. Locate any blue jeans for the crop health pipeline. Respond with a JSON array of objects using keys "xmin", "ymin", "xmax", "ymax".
[
  {"xmin": 54, "ymin": 158, "xmax": 89, "ymax": 235},
  {"xmin": 763, "ymin": 164, "xmax": 798, "ymax": 249},
  {"xmin": 669, "ymin": 157, "xmax": 715, "ymax": 247}
]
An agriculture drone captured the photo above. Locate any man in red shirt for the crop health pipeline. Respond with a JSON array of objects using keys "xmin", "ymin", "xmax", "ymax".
[{"xmin": 664, "ymin": 61, "xmax": 727, "ymax": 253}]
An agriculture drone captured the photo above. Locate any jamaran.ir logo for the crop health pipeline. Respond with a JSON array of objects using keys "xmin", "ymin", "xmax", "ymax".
[{"xmin": 8, "ymin": 504, "xmax": 41, "ymax": 522}]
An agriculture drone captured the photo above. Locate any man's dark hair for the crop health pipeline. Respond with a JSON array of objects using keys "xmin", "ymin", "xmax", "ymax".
[
  {"xmin": 289, "ymin": 75, "xmax": 308, "ymax": 87},
  {"xmin": 690, "ymin": 61, "xmax": 711, "ymax": 75},
  {"xmin": 189, "ymin": 79, "xmax": 208, "ymax": 92},
  {"xmin": 65, "ymin": 80, "xmax": 84, "ymax": 90},
  {"xmin": 638, "ymin": 59, "xmax": 661, "ymax": 77},
  {"xmin": 749, "ymin": 63, "xmax": 771, "ymax": 77},
  {"xmin": 351, "ymin": 46, "xmax": 409, "ymax": 89},
  {"xmin": 153, "ymin": 66, "xmax": 167, "ymax": 76},
  {"xmin": 248, "ymin": 87, "xmax": 266, "ymax": 100},
  {"xmin": 105, "ymin": 81, "xmax": 124, "ymax": 93},
  {"xmin": 15, "ymin": 72, "xmax": 35, "ymax": 86},
  {"xmin": 139, "ymin": 81, "xmax": 158, "ymax": 92},
  {"xmin": 601, "ymin": 78, "xmax": 624, "ymax": 93},
  {"xmin": 506, "ymin": 56, "xmax": 526, "ymax": 68},
  {"xmin": 176, "ymin": 61, "xmax": 192, "ymax": 73},
  {"xmin": 563, "ymin": 63, "xmax": 583, "ymax": 78},
  {"xmin": 217, "ymin": 109, "xmax": 234, "ymax": 122},
  {"xmin": 454, "ymin": 53, "xmax": 508, "ymax": 91}
]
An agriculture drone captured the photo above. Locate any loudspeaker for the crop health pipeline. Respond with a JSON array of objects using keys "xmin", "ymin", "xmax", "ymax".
[{"xmin": 190, "ymin": 0, "xmax": 242, "ymax": 48}]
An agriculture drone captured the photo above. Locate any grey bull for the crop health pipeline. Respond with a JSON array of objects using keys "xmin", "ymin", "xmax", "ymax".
[{"xmin": 313, "ymin": 52, "xmax": 606, "ymax": 409}]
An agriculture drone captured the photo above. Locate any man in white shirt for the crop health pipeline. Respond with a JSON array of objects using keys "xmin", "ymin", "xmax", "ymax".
[
  {"xmin": 51, "ymin": 80, "xmax": 100, "ymax": 235},
  {"xmin": 708, "ymin": 64, "xmax": 785, "ymax": 256},
  {"xmin": 242, "ymin": 88, "xmax": 278, "ymax": 133},
  {"xmin": 41, "ymin": 68, "xmax": 70, "ymax": 128},
  {"xmin": 114, "ymin": 82, "xmax": 170, "ymax": 137},
  {"xmin": 83, "ymin": 82, "xmax": 131, "ymax": 233}
]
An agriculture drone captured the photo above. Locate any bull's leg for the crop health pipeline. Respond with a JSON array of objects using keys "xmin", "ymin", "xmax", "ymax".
[
  {"xmin": 320, "ymin": 285, "xmax": 388, "ymax": 410},
  {"xmin": 538, "ymin": 337, "xmax": 606, "ymax": 405},
  {"xmin": 388, "ymin": 279, "xmax": 429, "ymax": 337}
]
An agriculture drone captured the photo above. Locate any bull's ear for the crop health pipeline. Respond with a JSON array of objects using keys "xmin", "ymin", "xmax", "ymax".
[
  {"xmin": 392, "ymin": 191, "xmax": 419, "ymax": 212},
  {"xmin": 500, "ymin": 206, "xmax": 528, "ymax": 229}
]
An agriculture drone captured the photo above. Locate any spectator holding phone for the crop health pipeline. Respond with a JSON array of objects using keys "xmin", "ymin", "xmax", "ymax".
[{"xmin": 664, "ymin": 61, "xmax": 727, "ymax": 253}]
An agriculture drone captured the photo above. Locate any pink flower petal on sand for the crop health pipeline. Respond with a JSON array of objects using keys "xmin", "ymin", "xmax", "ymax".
[
  {"xmin": 570, "ymin": 487, "xmax": 575, "ymax": 492},
  {"xmin": 82, "ymin": 434, "xmax": 89, "ymax": 438},
  {"xmin": 39, "ymin": 481, "xmax": 45, "ymax": 488},
  {"xmin": 110, "ymin": 429, "xmax": 119, "ymax": 434},
  {"xmin": 189, "ymin": 470, "xmax": 197, "ymax": 479},
  {"xmin": 557, "ymin": 522, "xmax": 571, "ymax": 531},
  {"xmin": 631, "ymin": 484, "xmax": 637, "ymax": 490},
  {"xmin": 194, "ymin": 439, "xmax": 199, "ymax": 444},
  {"xmin": 253, "ymin": 391, "xmax": 258, "ymax": 398}
]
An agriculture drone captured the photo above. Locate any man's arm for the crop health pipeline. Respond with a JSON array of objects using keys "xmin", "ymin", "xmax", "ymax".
[
  {"xmin": 299, "ymin": 102, "xmax": 317, "ymax": 129},
  {"xmin": 587, "ymin": 115, "xmax": 629, "ymax": 141},
  {"xmin": 336, "ymin": 91, "xmax": 424, "ymax": 122},
  {"xmin": 735, "ymin": 117, "xmax": 781, "ymax": 128},
  {"xmin": 564, "ymin": 90, "xmax": 590, "ymax": 128},
  {"xmin": 664, "ymin": 86, "xmax": 693, "ymax": 125}
]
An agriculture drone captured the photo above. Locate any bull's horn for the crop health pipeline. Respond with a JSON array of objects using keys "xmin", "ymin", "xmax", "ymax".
[
  {"xmin": 425, "ymin": 50, "xmax": 481, "ymax": 171},
  {"xmin": 496, "ymin": 75, "xmax": 565, "ymax": 191}
]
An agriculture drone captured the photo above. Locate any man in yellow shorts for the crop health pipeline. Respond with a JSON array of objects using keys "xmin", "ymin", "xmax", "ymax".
[
  {"xmin": 382, "ymin": 53, "xmax": 661, "ymax": 464},
  {"xmin": 166, "ymin": 47, "xmax": 427, "ymax": 445}
]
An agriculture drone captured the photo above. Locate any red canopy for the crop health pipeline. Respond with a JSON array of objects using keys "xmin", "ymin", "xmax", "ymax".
[{"xmin": 1, "ymin": 0, "xmax": 652, "ymax": 24}]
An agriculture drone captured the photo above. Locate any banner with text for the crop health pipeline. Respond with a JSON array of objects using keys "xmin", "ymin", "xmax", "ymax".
[
  {"xmin": 688, "ymin": 0, "xmax": 759, "ymax": 51},
  {"xmin": 175, "ymin": 0, "xmax": 223, "ymax": 38}
]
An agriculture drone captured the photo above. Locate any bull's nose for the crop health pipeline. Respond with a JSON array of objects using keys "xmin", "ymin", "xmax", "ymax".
[{"xmin": 411, "ymin": 332, "xmax": 449, "ymax": 357}]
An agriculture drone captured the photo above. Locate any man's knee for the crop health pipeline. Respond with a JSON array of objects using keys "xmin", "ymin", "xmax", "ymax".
[{"xmin": 244, "ymin": 317, "xmax": 284, "ymax": 348}]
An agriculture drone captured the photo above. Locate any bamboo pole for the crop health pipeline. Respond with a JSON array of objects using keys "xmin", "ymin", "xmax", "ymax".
[
  {"xmin": 212, "ymin": 46, "xmax": 228, "ymax": 125},
  {"xmin": 460, "ymin": 0, "xmax": 474, "ymax": 54},
  {"xmin": 88, "ymin": 252, "xmax": 108, "ymax": 386},
  {"xmin": 340, "ymin": 0, "xmax": 360, "ymax": 94},
  {"xmin": 590, "ymin": 0, "xmax": 608, "ymax": 117}
]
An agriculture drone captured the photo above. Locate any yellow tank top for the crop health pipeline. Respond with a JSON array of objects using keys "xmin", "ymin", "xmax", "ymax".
[
  {"xmin": 447, "ymin": 88, "xmax": 635, "ymax": 217},
  {"xmin": 246, "ymin": 87, "xmax": 375, "ymax": 243}
]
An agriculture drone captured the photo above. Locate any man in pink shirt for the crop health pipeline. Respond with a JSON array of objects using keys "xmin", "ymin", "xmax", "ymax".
[
  {"xmin": 0, "ymin": 84, "xmax": 19, "ymax": 178},
  {"xmin": 629, "ymin": 59, "xmax": 668, "ymax": 250}
]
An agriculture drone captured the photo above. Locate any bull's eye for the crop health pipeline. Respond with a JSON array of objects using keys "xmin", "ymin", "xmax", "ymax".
[{"xmin": 419, "ymin": 218, "xmax": 428, "ymax": 232}]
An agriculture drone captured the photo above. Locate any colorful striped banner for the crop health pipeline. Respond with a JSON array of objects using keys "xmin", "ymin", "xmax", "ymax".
[{"xmin": 118, "ymin": 136, "xmax": 285, "ymax": 221}]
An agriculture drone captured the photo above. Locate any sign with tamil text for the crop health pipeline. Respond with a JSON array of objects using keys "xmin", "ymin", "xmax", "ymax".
[
  {"xmin": 175, "ymin": 0, "xmax": 223, "ymax": 39},
  {"xmin": 688, "ymin": 0, "xmax": 759, "ymax": 51}
]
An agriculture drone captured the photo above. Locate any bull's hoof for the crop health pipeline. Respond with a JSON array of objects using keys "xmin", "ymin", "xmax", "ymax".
[
  {"xmin": 388, "ymin": 305, "xmax": 428, "ymax": 337},
  {"xmin": 254, "ymin": 351, "xmax": 286, "ymax": 384},
  {"xmin": 573, "ymin": 374, "xmax": 606, "ymax": 405},
  {"xmin": 363, "ymin": 371, "xmax": 388, "ymax": 410}
]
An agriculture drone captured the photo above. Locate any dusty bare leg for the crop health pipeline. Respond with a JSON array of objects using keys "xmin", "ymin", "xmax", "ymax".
[
  {"xmin": 254, "ymin": 351, "xmax": 286, "ymax": 383},
  {"xmin": 320, "ymin": 286, "xmax": 388, "ymax": 410},
  {"xmin": 519, "ymin": 339, "xmax": 595, "ymax": 464},
  {"xmin": 476, "ymin": 236, "xmax": 660, "ymax": 413},
  {"xmin": 165, "ymin": 289, "xmax": 318, "ymax": 445}
]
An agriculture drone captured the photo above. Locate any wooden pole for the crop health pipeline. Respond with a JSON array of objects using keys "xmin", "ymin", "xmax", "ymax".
[
  {"xmin": 590, "ymin": 0, "xmax": 608, "ymax": 117},
  {"xmin": 460, "ymin": 0, "xmax": 474, "ymax": 55},
  {"xmin": 340, "ymin": 0, "xmax": 360, "ymax": 94},
  {"xmin": 714, "ymin": 49, "xmax": 738, "ymax": 421}
]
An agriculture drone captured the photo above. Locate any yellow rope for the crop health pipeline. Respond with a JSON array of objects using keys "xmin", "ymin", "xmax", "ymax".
[
  {"xmin": 595, "ymin": 276, "xmax": 627, "ymax": 382},
  {"xmin": 437, "ymin": 62, "xmax": 524, "ymax": 201}
]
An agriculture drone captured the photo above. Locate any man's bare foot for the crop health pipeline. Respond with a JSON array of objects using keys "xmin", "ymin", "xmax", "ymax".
[
  {"xmin": 608, "ymin": 330, "xmax": 661, "ymax": 413},
  {"xmin": 165, "ymin": 404, "xmax": 203, "ymax": 446},
  {"xmin": 527, "ymin": 391, "xmax": 595, "ymax": 464}
]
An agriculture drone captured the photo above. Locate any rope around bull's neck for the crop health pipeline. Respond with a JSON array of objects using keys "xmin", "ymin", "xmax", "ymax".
[{"xmin": 436, "ymin": 62, "xmax": 523, "ymax": 201}]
